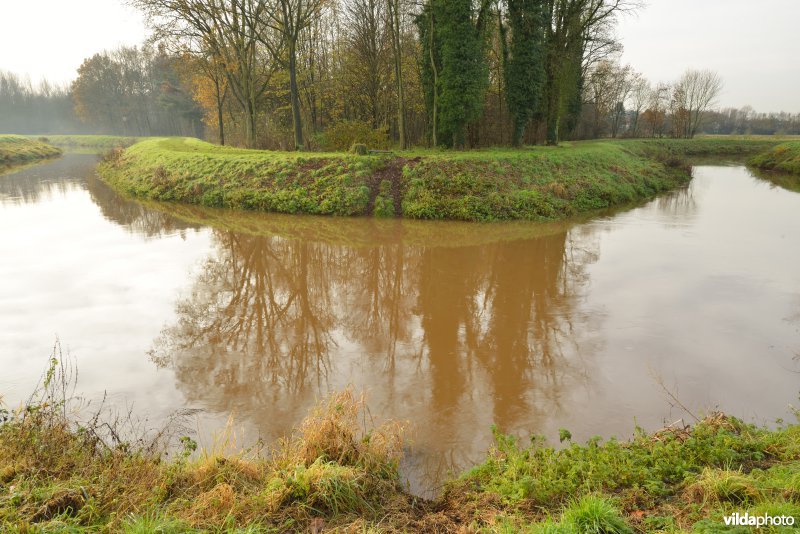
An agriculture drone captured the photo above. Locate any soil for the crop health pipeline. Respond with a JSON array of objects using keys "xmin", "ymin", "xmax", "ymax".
[{"xmin": 366, "ymin": 157, "xmax": 421, "ymax": 216}]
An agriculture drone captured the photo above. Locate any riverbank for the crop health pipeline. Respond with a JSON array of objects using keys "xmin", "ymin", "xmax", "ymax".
[
  {"xmin": 1, "ymin": 360, "xmax": 798, "ymax": 532},
  {"xmin": 0, "ymin": 135, "xmax": 61, "ymax": 164},
  {"xmin": 750, "ymin": 141, "xmax": 800, "ymax": 175},
  {"xmin": 96, "ymin": 137, "xmax": 783, "ymax": 222}
]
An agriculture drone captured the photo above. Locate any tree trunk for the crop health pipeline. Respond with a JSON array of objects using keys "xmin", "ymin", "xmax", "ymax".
[
  {"xmin": 512, "ymin": 121, "xmax": 524, "ymax": 147},
  {"xmin": 215, "ymin": 77, "xmax": 225, "ymax": 146},
  {"xmin": 288, "ymin": 41, "xmax": 304, "ymax": 150},
  {"xmin": 245, "ymin": 104, "xmax": 256, "ymax": 148},
  {"xmin": 389, "ymin": 0, "xmax": 406, "ymax": 149},
  {"xmin": 546, "ymin": 88, "xmax": 560, "ymax": 145},
  {"xmin": 429, "ymin": 11, "xmax": 438, "ymax": 148},
  {"xmin": 545, "ymin": 63, "xmax": 560, "ymax": 145}
]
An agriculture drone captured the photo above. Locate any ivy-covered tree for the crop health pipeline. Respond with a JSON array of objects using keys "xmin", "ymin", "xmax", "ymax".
[
  {"xmin": 416, "ymin": 2, "xmax": 441, "ymax": 147},
  {"xmin": 435, "ymin": 0, "xmax": 489, "ymax": 148},
  {"xmin": 543, "ymin": 0, "xmax": 634, "ymax": 145},
  {"xmin": 504, "ymin": 0, "xmax": 546, "ymax": 146}
]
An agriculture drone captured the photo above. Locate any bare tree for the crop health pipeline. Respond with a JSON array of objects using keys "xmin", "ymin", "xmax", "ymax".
[
  {"xmin": 344, "ymin": 0, "xmax": 391, "ymax": 128},
  {"xmin": 259, "ymin": 0, "xmax": 326, "ymax": 150},
  {"xmin": 132, "ymin": 0, "xmax": 276, "ymax": 148},
  {"xmin": 643, "ymin": 82, "xmax": 669, "ymax": 138},
  {"xmin": 626, "ymin": 73, "xmax": 648, "ymax": 137},
  {"xmin": 386, "ymin": 0, "xmax": 406, "ymax": 148},
  {"xmin": 675, "ymin": 68, "xmax": 723, "ymax": 138}
]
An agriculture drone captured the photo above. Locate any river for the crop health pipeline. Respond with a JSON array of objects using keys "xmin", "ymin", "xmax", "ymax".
[{"xmin": 1, "ymin": 153, "xmax": 798, "ymax": 496}]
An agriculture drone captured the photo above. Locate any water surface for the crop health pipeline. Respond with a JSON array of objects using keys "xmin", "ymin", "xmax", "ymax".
[{"xmin": 2, "ymin": 154, "xmax": 799, "ymax": 495}]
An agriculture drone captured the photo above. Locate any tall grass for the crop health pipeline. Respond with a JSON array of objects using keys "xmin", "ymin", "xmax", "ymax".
[{"xmin": 0, "ymin": 349, "xmax": 407, "ymax": 531}]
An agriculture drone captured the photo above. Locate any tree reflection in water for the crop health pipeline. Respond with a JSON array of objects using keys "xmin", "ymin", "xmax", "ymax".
[
  {"xmin": 87, "ymin": 175, "xmax": 202, "ymax": 238},
  {"xmin": 148, "ymin": 218, "xmax": 601, "ymax": 493}
]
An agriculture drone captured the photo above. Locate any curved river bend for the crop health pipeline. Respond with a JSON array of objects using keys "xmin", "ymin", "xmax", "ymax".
[{"xmin": 1, "ymin": 154, "xmax": 799, "ymax": 496}]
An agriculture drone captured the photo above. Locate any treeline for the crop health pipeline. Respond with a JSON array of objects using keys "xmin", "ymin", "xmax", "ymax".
[
  {"xmin": 0, "ymin": 72, "xmax": 87, "ymax": 134},
  {"xmin": 579, "ymin": 65, "xmax": 800, "ymax": 138},
  {"xmin": 71, "ymin": 46, "xmax": 204, "ymax": 137},
  {"xmin": 3, "ymin": 0, "xmax": 796, "ymax": 147},
  {"xmin": 702, "ymin": 107, "xmax": 800, "ymax": 136},
  {"xmin": 578, "ymin": 61, "xmax": 724, "ymax": 140},
  {"xmin": 0, "ymin": 46, "xmax": 205, "ymax": 137},
  {"xmin": 131, "ymin": 0, "xmax": 647, "ymax": 149},
  {"xmin": 131, "ymin": 0, "xmax": 761, "ymax": 149}
]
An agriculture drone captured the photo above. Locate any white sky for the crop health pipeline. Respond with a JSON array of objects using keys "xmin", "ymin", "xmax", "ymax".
[
  {"xmin": 0, "ymin": 0, "xmax": 149, "ymax": 86},
  {"xmin": 0, "ymin": 0, "xmax": 797, "ymax": 112},
  {"xmin": 616, "ymin": 0, "xmax": 799, "ymax": 112}
]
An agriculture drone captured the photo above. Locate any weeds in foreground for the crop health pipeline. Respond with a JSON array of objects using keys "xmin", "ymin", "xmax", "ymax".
[
  {"xmin": 1, "ymin": 348, "xmax": 799, "ymax": 531},
  {"xmin": 0, "ymin": 348, "xmax": 411, "ymax": 531}
]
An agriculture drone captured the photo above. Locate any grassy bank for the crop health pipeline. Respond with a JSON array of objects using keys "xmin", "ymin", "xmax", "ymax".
[
  {"xmin": 2, "ymin": 357, "xmax": 799, "ymax": 532},
  {"xmin": 0, "ymin": 135, "xmax": 62, "ymax": 164},
  {"xmin": 98, "ymin": 137, "xmax": 784, "ymax": 222},
  {"xmin": 100, "ymin": 137, "xmax": 384, "ymax": 217},
  {"xmin": 97, "ymin": 137, "xmax": 746, "ymax": 222},
  {"xmin": 749, "ymin": 142, "xmax": 800, "ymax": 175}
]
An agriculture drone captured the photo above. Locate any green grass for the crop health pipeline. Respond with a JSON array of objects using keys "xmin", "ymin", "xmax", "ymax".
[
  {"xmin": 398, "ymin": 141, "xmax": 693, "ymax": 220},
  {"xmin": 2, "ymin": 353, "xmax": 799, "ymax": 532},
  {"xmin": 0, "ymin": 135, "xmax": 62, "ymax": 164},
  {"xmin": 450, "ymin": 414, "xmax": 800, "ymax": 532},
  {"xmin": 99, "ymin": 137, "xmax": 380, "ymax": 217},
  {"xmin": 749, "ymin": 142, "xmax": 800, "ymax": 175}
]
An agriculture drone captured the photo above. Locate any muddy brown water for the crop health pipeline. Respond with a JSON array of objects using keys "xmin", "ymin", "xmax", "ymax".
[{"xmin": 1, "ymin": 153, "xmax": 799, "ymax": 496}]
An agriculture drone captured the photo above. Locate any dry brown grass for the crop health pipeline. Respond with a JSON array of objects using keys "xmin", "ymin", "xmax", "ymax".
[{"xmin": 0, "ymin": 352, "xmax": 417, "ymax": 531}]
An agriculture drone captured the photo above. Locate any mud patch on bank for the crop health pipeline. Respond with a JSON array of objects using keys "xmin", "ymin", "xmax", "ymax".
[{"xmin": 366, "ymin": 156, "xmax": 421, "ymax": 217}]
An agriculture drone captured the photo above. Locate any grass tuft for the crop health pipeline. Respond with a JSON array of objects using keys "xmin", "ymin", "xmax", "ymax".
[
  {"xmin": 560, "ymin": 495, "xmax": 633, "ymax": 534},
  {"xmin": 686, "ymin": 467, "xmax": 762, "ymax": 505}
]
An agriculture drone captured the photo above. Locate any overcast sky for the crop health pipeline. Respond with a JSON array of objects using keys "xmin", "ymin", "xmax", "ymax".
[
  {"xmin": 616, "ymin": 0, "xmax": 799, "ymax": 112},
  {"xmin": 0, "ymin": 0, "xmax": 797, "ymax": 112}
]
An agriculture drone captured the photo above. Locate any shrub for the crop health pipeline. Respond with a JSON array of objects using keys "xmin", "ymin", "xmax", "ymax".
[
  {"xmin": 350, "ymin": 143, "xmax": 368, "ymax": 155},
  {"xmin": 320, "ymin": 120, "xmax": 389, "ymax": 151}
]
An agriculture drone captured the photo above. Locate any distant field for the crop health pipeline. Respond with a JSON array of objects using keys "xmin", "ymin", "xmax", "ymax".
[
  {"xmin": 698, "ymin": 134, "xmax": 800, "ymax": 141},
  {"xmin": 28, "ymin": 135, "xmax": 140, "ymax": 149},
  {"xmin": 0, "ymin": 135, "xmax": 61, "ymax": 164}
]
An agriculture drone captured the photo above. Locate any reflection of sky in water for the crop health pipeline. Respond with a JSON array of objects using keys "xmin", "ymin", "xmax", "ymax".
[{"xmin": 1, "ymin": 157, "xmax": 799, "ymax": 497}]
